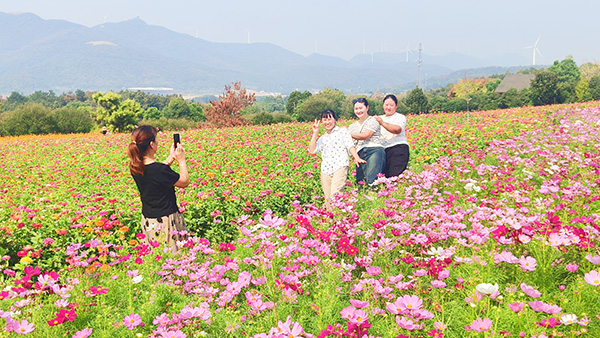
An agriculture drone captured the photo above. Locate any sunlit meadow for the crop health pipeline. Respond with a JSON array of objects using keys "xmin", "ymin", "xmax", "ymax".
[{"xmin": 0, "ymin": 102, "xmax": 599, "ymax": 338}]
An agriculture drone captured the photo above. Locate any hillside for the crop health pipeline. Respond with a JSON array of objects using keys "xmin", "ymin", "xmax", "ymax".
[{"xmin": 0, "ymin": 12, "xmax": 535, "ymax": 95}]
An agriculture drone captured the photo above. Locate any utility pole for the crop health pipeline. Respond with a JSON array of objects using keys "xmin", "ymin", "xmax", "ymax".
[{"xmin": 417, "ymin": 43, "xmax": 423, "ymax": 88}]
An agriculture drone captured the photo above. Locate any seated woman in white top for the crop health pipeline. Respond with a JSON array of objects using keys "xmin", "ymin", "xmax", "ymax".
[
  {"xmin": 348, "ymin": 98, "xmax": 386, "ymax": 187},
  {"xmin": 374, "ymin": 94, "xmax": 410, "ymax": 177}
]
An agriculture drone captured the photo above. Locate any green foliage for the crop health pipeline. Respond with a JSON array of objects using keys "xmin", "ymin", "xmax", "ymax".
[
  {"xmin": 249, "ymin": 112, "xmax": 274, "ymax": 125},
  {"xmin": 589, "ymin": 75, "xmax": 600, "ymax": 100},
  {"xmin": 404, "ymin": 87, "xmax": 429, "ymax": 114},
  {"xmin": 53, "ymin": 106, "xmax": 94, "ymax": 134},
  {"xmin": 142, "ymin": 117, "xmax": 199, "ymax": 131},
  {"xmin": 286, "ymin": 90, "xmax": 312, "ymax": 115},
  {"xmin": 0, "ymin": 103, "xmax": 56, "ymax": 136},
  {"xmin": 530, "ymin": 70, "xmax": 560, "ymax": 105},
  {"xmin": 574, "ymin": 78, "xmax": 592, "ymax": 102},
  {"xmin": 498, "ymin": 88, "xmax": 531, "ymax": 109},
  {"xmin": 143, "ymin": 107, "xmax": 163, "ymax": 120},
  {"xmin": 93, "ymin": 92, "xmax": 142, "ymax": 132},
  {"xmin": 295, "ymin": 88, "xmax": 348, "ymax": 121}
]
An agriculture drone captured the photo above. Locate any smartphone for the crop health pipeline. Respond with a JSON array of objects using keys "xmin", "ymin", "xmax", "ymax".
[{"xmin": 173, "ymin": 133, "xmax": 180, "ymax": 149}]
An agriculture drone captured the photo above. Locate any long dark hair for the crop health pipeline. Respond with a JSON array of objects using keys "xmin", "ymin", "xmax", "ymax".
[{"xmin": 127, "ymin": 125, "xmax": 157, "ymax": 176}]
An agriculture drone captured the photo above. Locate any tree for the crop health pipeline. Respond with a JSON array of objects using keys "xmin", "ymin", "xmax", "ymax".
[
  {"xmin": 580, "ymin": 62, "xmax": 600, "ymax": 81},
  {"xmin": 530, "ymin": 70, "xmax": 560, "ymax": 106},
  {"xmin": 589, "ymin": 75, "xmax": 600, "ymax": 100},
  {"xmin": 143, "ymin": 107, "xmax": 162, "ymax": 120},
  {"xmin": 205, "ymin": 82, "xmax": 255, "ymax": 127},
  {"xmin": 404, "ymin": 87, "xmax": 429, "ymax": 114},
  {"xmin": 53, "ymin": 107, "xmax": 94, "ymax": 134},
  {"xmin": 93, "ymin": 92, "xmax": 142, "ymax": 132},
  {"xmin": 294, "ymin": 88, "xmax": 348, "ymax": 121},
  {"xmin": 0, "ymin": 103, "xmax": 56, "ymax": 136},
  {"xmin": 548, "ymin": 57, "xmax": 580, "ymax": 103},
  {"xmin": 499, "ymin": 88, "xmax": 531, "ymax": 109},
  {"xmin": 285, "ymin": 90, "xmax": 312, "ymax": 115},
  {"xmin": 574, "ymin": 78, "xmax": 592, "ymax": 102},
  {"xmin": 164, "ymin": 97, "xmax": 192, "ymax": 119}
]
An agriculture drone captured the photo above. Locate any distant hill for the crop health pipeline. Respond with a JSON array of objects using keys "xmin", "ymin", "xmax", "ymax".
[{"xmin": 0, "ymin": 12, "xmax": 538, "ymax": 96}]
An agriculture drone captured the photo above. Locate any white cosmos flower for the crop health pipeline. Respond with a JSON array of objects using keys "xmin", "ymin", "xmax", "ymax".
[
  {"xmin": 475, "ymin": 283, "xmax": 499, "ymax": 294},
  {"xmin": 132, "ymin": 275, "xmax": 144, "ymax": 284},
  {"xmin": 560, "ymin": 314, "xmax": 578, "ymax": 325},
  {"xmin": 426, "ymin": 246, "xmax": 444, "ymax": 256}
]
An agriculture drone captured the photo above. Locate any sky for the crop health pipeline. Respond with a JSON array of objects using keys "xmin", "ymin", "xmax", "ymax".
[{"xmin": 2, "ymin": 0, "xmax": 600, "ymax": 65}]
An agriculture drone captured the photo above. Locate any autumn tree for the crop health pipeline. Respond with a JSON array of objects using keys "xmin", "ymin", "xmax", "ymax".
[{"xmin": 205, "ymin": 82, "xmax": 255, "ymax": 127}]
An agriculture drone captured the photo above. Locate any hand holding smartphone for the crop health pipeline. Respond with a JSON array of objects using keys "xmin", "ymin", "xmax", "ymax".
[{"xmin": 173, "ymin": 133, "xmax": 180, "ymax": 149}]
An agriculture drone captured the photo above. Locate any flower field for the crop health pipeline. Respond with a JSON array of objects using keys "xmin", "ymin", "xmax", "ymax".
[{"xmin": 0, "ymin": 102, "xmax": 599, "ymax": 337}]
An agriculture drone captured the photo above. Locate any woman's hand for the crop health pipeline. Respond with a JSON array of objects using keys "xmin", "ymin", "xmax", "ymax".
[
  {"xmin": 173, "ymin": 143, "xmax": 186, "ymax": 163},
  {"xmin": 353, "ymin": 156, "xmax": 367, "ymax": 167},
  {"xmin": 374, "ymin": 116, "xmax": 383, "ymax": 125},
  {"xmin": 312, "ymin": 119, "xmax": 320, "ymax": 134}
]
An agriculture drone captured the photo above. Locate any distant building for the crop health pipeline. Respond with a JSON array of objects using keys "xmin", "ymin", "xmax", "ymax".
[{"xmin": 495, "ymin": 74, "xmax": 535, "ymax": 94}]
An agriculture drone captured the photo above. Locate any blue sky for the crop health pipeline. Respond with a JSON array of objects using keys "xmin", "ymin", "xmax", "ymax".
[{"xmin": 2, "ymin": 0, "xmax": 599, "ymax": 65}]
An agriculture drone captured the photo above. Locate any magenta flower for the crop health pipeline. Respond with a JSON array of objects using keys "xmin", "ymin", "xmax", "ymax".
[
  {"xmin": 11, "ymin": 319, "xmax": 35, "ymax": 335},
  {"xmin": 520, "ymin": 282, "xmax": 541, "ymax": 298},
  {"xmin": 584, "ymin": 270, "xmax": 600, "ymax": 286},
  {"xmin": 536, "ymin": 317, "xmax": 560, "ymax": 328},
  {"xmin": 508, "ymin": 302, "xmax": 525, "ymax": 313},
  {"xmin": 123, "ymin": 313, "xmax": 143, "ymax": 330},
  {"xmin": 467, "ymin": 317, "xmax": 493, "ymax": 332},
  {"xmin": 72, "ymin": 328, "xmax": 92, "ymax": 338}
]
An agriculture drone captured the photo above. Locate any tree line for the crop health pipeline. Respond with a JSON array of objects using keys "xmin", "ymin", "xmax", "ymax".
[{"xmin": 1, "ymin": 58, "xmax": 599, "ymax": 136}]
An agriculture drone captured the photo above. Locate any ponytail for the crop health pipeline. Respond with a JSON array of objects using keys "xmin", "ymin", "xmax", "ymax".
[{"xmin": 127, "ymin": 125, "xmax": 157, "ymax": 176}]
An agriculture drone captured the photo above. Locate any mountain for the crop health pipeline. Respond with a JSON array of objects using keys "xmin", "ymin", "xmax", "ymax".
[{"xmin": 0, "ymin": 12, "xmax": 537, "ymax": 96}]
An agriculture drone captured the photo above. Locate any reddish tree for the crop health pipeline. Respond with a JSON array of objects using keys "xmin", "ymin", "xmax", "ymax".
[{"xmin": 205, "ymin": 81, "xmax": 256, "ymax": 127}]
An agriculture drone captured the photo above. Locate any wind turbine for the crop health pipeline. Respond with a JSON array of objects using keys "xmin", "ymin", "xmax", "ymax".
[
  {"xmin": 400, "ymin": 42, "xmax": 413, "ymax": 62},
  {"xmin": 524, "ymin": 36, "xmax": 542, "ymax": 66}
]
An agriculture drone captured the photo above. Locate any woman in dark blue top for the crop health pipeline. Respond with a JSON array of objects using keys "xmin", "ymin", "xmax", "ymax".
[{"xmin": 127, "ymin": 125, "xmax": 189, "ymax": 252}]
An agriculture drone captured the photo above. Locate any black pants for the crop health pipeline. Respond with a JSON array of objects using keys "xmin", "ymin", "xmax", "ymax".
[{"xmin": 384, "ymin": 144, "xmax": 410, "ymax": 178}]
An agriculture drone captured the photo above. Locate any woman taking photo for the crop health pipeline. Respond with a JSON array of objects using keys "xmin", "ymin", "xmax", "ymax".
[
  {"xmin": 348, "ymin": 98, "xmax": 385, "ymax": 187},
  {"xmin": 374, "ymin": 94, "xmax": 410, "ymax": 177},
  {"xmin": 127, "ymin": 125, "xmax": 189, "ymax": 252}
]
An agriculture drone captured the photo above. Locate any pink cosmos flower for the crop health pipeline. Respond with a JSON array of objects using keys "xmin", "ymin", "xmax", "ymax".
[
  {"xmin": 366, "ymin": 266, "xmax": 381, "ymax": 276},
  {"xmin": 11, "ymin": 319, "xmax": 35, "ymax": 335},
  {"xmin": 437, "ymin": 269, "xmax": 450, "ymax": 279},
  {"xmin": 340, "ymin": 306, "xmax": 356, "ymax": 320},
  {"xmin": 349, "ymin": 309, "xmax": 369, "ymax": 325},
  {"xmin": 508, "ymin": 302, "xmax": 525, "ymax": 313},
  {"xmin": 396, "ymin": 316, "xmax": 420, "ymax": 331},
  {"xmin": 430, "ymin": 280, "xmax": 446, "ymax": 288},
  {"xmin": 349, "ymin": 299, "xmax": 369, "ymax": 308},
  {"xmin": 585, "ymin": 254, "xmax": 600, "ymax": 265},
  {"xmin": 565, "ymin": 263, "xmax": 579, "ymax": 272},
  {"xmin": 72, "ymin": 328, "xmax": 92, "ymax": 338},
  {"xmin": 466, "ymin": 317, "xmax": 492, "ymax": 332},
  {"xmin": 584, "ymin": 270, "xmax": 600, "ymax": 286},
  {"xmin": 123, "ymin": 313, "xmax": 143, "ymax": 330},
  {"xmin": 528, "ymin": 300, "xmax": 548, "ymax": 312},
  {"xmin": 396, "ymin": 295, "xmax": 423, "ymax": 311},
  {"xmin": 520, "ymin": 283, "xmax": 541, "ymax": 298},
  {"xmin": 519, "ymin": 256, "xmax": 537, "ymax": 272},
  {"xmin": 159, "ymin": 330, "xmax": 186, "ymax": 338}
]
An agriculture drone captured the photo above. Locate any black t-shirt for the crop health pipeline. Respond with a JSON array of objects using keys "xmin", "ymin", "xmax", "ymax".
[{"xmin": 132, "ymin": 162, "xmax": 180, "ymax": 218}]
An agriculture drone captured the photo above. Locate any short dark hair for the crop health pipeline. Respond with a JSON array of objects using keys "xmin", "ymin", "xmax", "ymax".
[
  {"xmin": 383, "ymin": 94, "xmax": 398, "ymax": 105},
  {"xmin": 352, "ymin": 97, "xmax": 369, "ymax": 107},
  {"xmin": 320, "ymin": 109, "xmax": 338, "ymax": 121}
]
